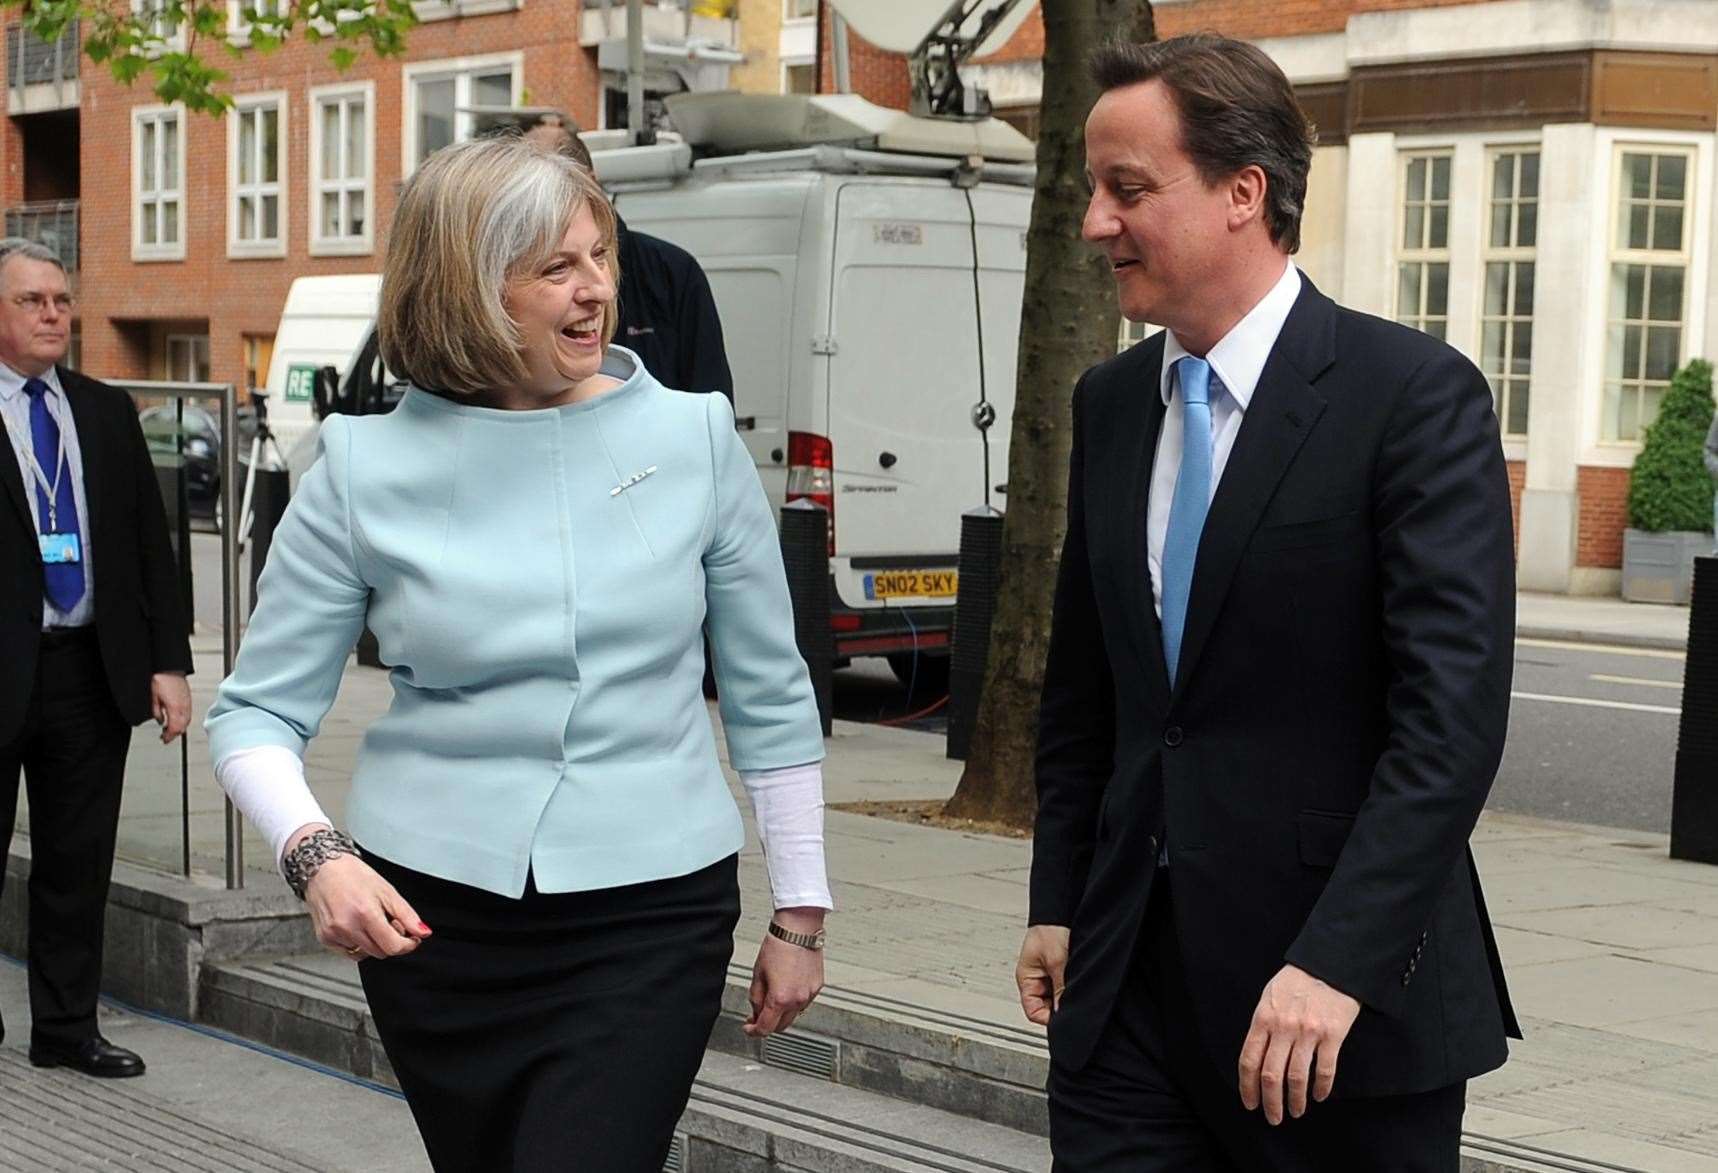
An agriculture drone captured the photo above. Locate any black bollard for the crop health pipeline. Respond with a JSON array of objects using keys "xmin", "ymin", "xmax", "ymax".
[
  {"xmin": 151, "ymin": 458, "xmax": 193, "ymax": 635},
  {"xmin": 947, "ymin": 506, "xmax": 1005, "ymax": 761},
  {"xmin": 1671, "ymin": 555, "xmax": 1718, "ymax": 864},
  {"xmin": 780, "ymin": 499, "xmax": 833, "ymax": 737},
  {"xmin": 247, "ymin": 467, "xmax": 291, "ymax": 616}
]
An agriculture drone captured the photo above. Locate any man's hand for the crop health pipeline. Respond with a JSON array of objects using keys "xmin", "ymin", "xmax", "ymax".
[
  {"xmin": 1016, "ymin": 925, "xmax": 1071, "ymax": 1026},
  {"xmin": 1238, "ymin": 964, "xmax": 1362, "ymax": 1124},
  {"xmin": 150, "ymin": 672, "xmax": 192, "ymax": 744}
]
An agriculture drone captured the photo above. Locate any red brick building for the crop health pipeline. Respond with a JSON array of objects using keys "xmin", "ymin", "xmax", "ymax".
[{"xmin": 0, "ymin": 0, "xmax": 737, "ymax": 393}]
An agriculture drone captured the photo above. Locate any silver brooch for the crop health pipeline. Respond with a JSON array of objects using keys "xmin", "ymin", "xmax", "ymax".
[{"xmin": 611, "ymin": 466, "xmax": 658, "ymax": 497}]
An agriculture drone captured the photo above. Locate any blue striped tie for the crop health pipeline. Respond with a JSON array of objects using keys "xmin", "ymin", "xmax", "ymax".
[
  {"xmin": 25, "ymin": 377, "xmax": 85, "ymax": 612},
  {"xmin": 1160, "ymin": 357, "xmax": 1213, "ymax": 686}
]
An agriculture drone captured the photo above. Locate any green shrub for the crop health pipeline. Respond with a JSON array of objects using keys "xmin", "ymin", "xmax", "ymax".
[{"xmin": 1627, "ymin": 358, "xmax": 1716, "ymax": 533}]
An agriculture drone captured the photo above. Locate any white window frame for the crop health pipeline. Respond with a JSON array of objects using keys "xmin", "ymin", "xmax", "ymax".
[
  {"xmin": 410, "ymin": 0, "xmax": 522, "ymax": 24},
  {"xmin": 401, "ymin": 52, "xmax": 524, "ymax": 177},
  {"xmin": 1479, "ymin": 147, "xmax": 1539, "ymax": 441},
  {"xmin": 132, "ymin": 104, "xmax": 186, "ymax": 262},
  {"xmin": 132, "ymin": 0, "xmax": 187, "ymax": 52},
  {"xmin": 165, "ymin": 334, "xmax": 210, "ymax": 383},
  {"xmin": 1394, "ymin": 149, "xmax": 1454, "ymax": 340},
  {"xmin": 226, "ymin": 0, "xmax": 282, "ymax": 41},
  {"xmin": 227, "ymin": 91, "xmax": 288, "ymax": 258},
  {"xmin": 308, "ymin": 81, "xmax": 375, "ymax": 257},
  {"xmin": 1598, "ymin": 143, "xmax": 1697, "ymax": 448},
  {"xmin": 783, "ymin": 0, "xmax": 817, "ymax": 21}
]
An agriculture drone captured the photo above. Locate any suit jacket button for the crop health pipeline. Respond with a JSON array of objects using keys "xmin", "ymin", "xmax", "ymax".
[{"xmin": 1163, "ymin": 726, "xmax": 1184, "ymax": 748}]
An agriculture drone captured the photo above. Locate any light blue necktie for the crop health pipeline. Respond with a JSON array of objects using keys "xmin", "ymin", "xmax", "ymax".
[{"xmin": 1160, "ymin": 356, "xmax": 1213, "ymax": 686}]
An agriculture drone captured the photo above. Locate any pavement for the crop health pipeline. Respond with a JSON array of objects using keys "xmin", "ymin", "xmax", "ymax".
[{"xmin": 2, "ymin": 587, "xmax": 1714, "ymax": 1171}]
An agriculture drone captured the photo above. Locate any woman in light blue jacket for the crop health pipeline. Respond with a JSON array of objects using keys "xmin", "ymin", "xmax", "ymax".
[{"xmin": 205, "ymin": 137, "xmax": 830, "ymax": 1170}]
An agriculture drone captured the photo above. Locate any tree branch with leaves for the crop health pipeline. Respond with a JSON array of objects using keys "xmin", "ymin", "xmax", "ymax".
[{"xmin": 5, "ymin": 0, "xmax": 418, "ymax": 114}]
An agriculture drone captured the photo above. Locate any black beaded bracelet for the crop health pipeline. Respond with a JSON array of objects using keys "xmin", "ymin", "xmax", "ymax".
[{"xmin": 282, "ymin": 829, "xmax": 360, "ymax": 900}]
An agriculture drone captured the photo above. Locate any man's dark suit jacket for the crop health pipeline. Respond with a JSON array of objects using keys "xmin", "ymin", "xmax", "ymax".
[
  {"xmin": 615, "ymin": 217, "xmax": 735, "ymax": 403},
  {"xmin": 0, "ymin": 367, "xmax": 193, "ymax": 744},
  {"xmin": 1031, "ymin": 278, "xmax": 1521, "ymax": 1100}
]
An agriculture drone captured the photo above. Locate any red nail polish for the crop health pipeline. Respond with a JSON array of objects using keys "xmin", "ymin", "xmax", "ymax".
[{"xmin": 417, "ymin": 922, "xmax": 432, "ymax": 934}]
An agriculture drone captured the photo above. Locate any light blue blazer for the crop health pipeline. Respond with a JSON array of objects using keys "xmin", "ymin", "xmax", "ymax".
[{"xmin": 206, "ymin": 348, "xmax": 825, "ymax": 897}]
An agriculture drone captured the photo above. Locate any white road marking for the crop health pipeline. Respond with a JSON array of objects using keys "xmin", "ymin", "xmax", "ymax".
[
  {"xmin": 1512, "ymin": 690, "xmax": 1681, "ymax": 716},
  {"xmin": 1516, "ymin": 637, "xmax": 1684, "ymax": 661},
  {"xmin": 1588, "ymin": 673, "xmax": 1683, "ymax": 691}
]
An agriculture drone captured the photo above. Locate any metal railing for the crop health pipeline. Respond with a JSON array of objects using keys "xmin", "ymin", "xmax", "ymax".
[
  {"xmin": 117, "ymin": 380, "xmax": 247, "ymax": 889},
  {"xmin": 4, "ymin": 200, "xmax": 78, "ymax": 273},
  {"xmin": 6, "ymin": 18, "xmax": 78, "ymax": 95}
]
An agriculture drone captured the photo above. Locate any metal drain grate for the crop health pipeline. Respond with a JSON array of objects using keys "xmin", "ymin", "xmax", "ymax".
[
  {"xmin": 661, "ymin": 1131, "xmax": 687, "ymax": 1172},
  {"xmin": 760, "ymin": 1030, "xmax": 841, "ymax": 1080}
]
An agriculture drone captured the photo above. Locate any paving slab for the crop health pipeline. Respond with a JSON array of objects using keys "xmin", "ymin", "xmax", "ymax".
[{"xmin": 0, "ymin": 956, "xmax": 425, "ymax": 1173}]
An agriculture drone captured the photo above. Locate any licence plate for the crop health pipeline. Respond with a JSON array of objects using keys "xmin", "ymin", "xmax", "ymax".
[{"xmin": 863, "ymin": 570, "xmax": 958, "ymax": 600}]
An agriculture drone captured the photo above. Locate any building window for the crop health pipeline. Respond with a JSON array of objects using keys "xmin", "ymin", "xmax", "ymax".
[
  {"xmin": 134, "ymin": 0, "xmax": 186, "ymax": 49},
  {"xmin": 133, "ymin": 106, "xmax": 184, "ymax": 262},
  {"xmin": 404, "ymin": 56, "xmax": 520, "ymax": 171},
  {"xmin": 310, "ymin": 83, "xmax": 373, "ymax": 254},
  {"xmin": 243, "ymin": 334, "xmax": 274, "ymax": 394},
  {"xmin": 167, "ymin": 335, "xmax": 210, "ymax": 383},
  {"xmin": 229, "ymin": 94, "xmax": 285, "ymax": 256},
  {"xmin": 784, "ymin": 61, "xmax": 815, "ymax": 95},
  {"xmin": 1603, "ymin": 149, "xmax": 1693, "ymax": 443},
  {"xmin": 784, "ymin": 0, "xmax": 817, "ymax": 19},
  {"xmin": 1396, "ymin": 152, "xmax": 1452, "ymax": 340},
  {"xmin": 1480, "ymin": 149, "xmax": 1538, "ymax": 439},
  {"xmin": 227, "ymin": 0, "xmax": 282, "ymax": 37}
]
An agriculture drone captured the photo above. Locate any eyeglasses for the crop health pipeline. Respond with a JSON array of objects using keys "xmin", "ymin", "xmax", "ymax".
[{"xmin": 11, "ymin": 293, "xmax": 75, "ymax": 315}]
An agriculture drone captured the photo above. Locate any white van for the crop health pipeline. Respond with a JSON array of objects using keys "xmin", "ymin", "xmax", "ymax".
[
  {"xmin": 264, "ymin": 273, "xmax": 382, "ymax": 473},
  {"xmin": 603, "ymin": 92, "xmax": 1033, "ymax": 680},
  {"xmin": 275, "ymin": 93, "xmax": 1033, "ymax": 681}
]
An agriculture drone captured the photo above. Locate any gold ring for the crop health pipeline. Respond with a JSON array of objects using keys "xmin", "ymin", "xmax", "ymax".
[{"xmin": 345, "ymin": 946, "xmax": 364, "ymax": 958}]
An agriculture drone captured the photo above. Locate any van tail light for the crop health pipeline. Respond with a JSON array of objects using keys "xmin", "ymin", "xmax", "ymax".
[{"xmin": 785, "ymin": 431, "xmax": 835, "ymax": 556}]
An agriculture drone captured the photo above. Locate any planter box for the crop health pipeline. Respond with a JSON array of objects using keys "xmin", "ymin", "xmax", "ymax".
[{"xmin": 1622, "ymin": 528, "xmax": 1713, "ymax": 605}]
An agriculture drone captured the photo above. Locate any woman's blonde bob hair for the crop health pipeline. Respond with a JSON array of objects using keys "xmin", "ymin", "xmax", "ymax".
[{"xmin": 378, "ymin": 135, "xmax": 620, "ymax": 396}]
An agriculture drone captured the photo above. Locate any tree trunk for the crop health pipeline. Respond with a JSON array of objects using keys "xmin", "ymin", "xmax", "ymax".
[{"xmin": 944, "ymin": 0, "xmax": 1156, "ymax": 827}]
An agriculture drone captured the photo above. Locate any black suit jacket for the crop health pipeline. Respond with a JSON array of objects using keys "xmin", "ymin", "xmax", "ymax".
[
  {"xmin": 0, "ymin": 367, "xmax": 193, "ymax": 743},
  {"xmin": 615, "ymin": 217, "xmax": 735, "ymax": 403},
  {"xmin": 1031, "ymin": 278, "xmax": 1520, "ymax": 1099}
]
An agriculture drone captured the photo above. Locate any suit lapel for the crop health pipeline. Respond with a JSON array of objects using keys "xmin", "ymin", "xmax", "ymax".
[
  {"xmin": 0, "ymin": 402, "xmax": 32, "ymax": 533},
  {"xmin": 59, "ymin": 368, "xmax": 105, "ymax": 542},
  {"xmin": 1170, "ymin": 282, "xmax": 1337, "ymax": 701},
  {"xmin": 1111, "ymin": 336, "xmax": 1172, "ymax": 713}
]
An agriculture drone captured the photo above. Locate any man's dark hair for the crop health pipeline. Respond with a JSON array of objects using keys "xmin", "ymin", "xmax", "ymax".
[{"xmin": 1090, "ymin": 34, "xmax": 1316, "ymax": 253}]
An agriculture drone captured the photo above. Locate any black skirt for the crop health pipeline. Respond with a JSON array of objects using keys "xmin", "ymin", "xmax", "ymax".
[{"xmin": 357, "ymin": 850, "xmax": 741, "ymax": 1173}]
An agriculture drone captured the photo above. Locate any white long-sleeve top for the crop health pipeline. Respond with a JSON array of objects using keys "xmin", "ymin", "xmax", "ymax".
[{"xmin": 217, "ymin": 745, "xmax": 832, "ymax": 911}]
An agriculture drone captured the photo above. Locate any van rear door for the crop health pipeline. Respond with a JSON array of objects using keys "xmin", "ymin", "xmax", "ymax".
[{"xmin": 825, "ymin": 180, "xmax": 990, "ymax": 612}]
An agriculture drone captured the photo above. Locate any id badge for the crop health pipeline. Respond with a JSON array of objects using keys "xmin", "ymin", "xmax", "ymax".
[{"xmin": 39, "ymin": 531, "xmax": 81, "ymax": 564}]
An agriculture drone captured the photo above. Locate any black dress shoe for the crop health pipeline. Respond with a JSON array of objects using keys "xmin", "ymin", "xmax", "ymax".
[{"xmin": 29, "ymin": 1035, "xmax": 146, "ymax": 1078}]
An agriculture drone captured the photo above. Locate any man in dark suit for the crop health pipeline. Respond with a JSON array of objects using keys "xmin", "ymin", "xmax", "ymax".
[
  {"xmin": 1017, "ymin": 36, "xmax": 1519, "ymax": 1170},
  {"xmin": 0, "ymin": 238, "xmax": 192, "ymax": 1077}
]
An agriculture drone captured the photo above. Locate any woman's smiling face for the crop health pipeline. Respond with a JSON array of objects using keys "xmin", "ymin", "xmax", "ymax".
[{"xmin": 503, "ymin": 202, "xmax": 616, "ymax": 404}]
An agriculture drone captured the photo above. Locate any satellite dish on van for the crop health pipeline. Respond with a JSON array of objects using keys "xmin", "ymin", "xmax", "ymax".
[{"xmin": 828, "ymin": 0, "xmax": 1038, "ymax": 58}]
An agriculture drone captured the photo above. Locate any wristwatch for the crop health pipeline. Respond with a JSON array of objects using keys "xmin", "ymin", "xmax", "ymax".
[{"xmin": 767, "ymin": 920, "xmax": 826, "ymax": 951}]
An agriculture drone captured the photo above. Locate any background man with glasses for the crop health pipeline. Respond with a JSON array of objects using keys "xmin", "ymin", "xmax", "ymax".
[{"xmin": 0, "ymin": 237, "xmax": 191, "ymax": 1079}]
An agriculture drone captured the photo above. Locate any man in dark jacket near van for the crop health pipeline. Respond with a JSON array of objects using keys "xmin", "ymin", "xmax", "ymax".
[{"xmin": 522, "ymin": 114, "xmax": 735, "ymax": 402}]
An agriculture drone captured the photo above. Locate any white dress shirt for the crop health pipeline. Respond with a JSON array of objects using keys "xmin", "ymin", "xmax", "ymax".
[
  {"xmin": 1147, "ymin": 263, "xmax": 1302, "ymax": 618},
  {"xmin": 0, "ymin": 362, "xmax": 95, "ymax": 628}
]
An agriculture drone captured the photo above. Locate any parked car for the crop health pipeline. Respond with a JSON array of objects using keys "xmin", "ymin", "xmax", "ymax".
[{"xmin": 139, "ymin": 402, "xmax": 221, "ymax": 525}]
